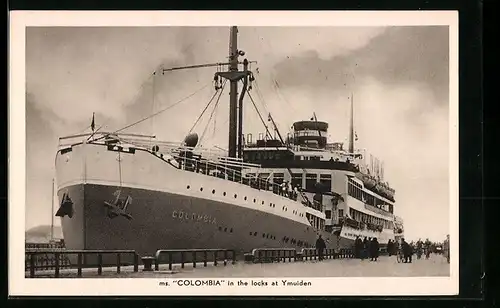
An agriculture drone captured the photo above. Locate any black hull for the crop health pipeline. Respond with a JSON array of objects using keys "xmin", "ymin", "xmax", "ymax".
[{"xmin": 58, "ymin": 184, "xmax": 353, "ymax": 264}]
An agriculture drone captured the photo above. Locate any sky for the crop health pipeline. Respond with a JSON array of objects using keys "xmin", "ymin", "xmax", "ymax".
[{"xmin": 25, "ymin": 26, "xmax": 450, "ymax": 242}]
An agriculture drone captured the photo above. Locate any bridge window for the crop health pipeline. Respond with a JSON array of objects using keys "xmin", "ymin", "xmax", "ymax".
[
  {"xmin": 325, "ymin": 210, "xmax": 332, "ymax": 219},
  {"xmin": 306, "ymin": 173, "xmax": 317, "ymax": 191}
]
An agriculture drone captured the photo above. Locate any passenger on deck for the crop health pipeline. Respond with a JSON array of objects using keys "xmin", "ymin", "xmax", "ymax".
[{"xmin": 315, "ymin": 235, "xmax": 326, "ymax": 261}]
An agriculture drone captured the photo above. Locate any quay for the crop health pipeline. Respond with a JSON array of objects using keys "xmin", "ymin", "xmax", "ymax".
[
  {"xmin": 25, "ymin": 245, "xmax": 449, "ymax": 278},
  {"xmin": 26, "ymin": 255, "xmax": 450, "ymax": 278}
]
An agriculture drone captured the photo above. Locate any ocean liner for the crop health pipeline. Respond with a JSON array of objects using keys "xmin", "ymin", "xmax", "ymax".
[{"xmin": 54, "ymin": 26, "xmax": 401, "ymax": 260}]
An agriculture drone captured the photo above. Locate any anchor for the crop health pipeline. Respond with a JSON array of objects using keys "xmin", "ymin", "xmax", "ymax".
[
  {"xmin": 55, "ymin": 192, "xmax": 75, "ymax": 218},
  {"xmin": 104, "ymin": 190, "xmax": 133, "ymax": 220}
]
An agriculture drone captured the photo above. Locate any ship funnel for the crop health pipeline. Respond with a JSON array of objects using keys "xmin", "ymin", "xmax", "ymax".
[{"xmin": 184, "ymin": 133, "xmax": 199, "ymax": 147}]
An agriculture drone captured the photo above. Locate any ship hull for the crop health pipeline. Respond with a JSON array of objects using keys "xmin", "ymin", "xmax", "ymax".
[{"xmin": 58, "ymin": 183, "xmax": 344, "ymax": 264}]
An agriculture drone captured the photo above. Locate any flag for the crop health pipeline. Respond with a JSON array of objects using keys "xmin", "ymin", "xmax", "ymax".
[
  {"xmin": 91, "ymin": 112, "xmax": 95, "ymax": 132},
  {"xmin": 268, "ymin": 113, "xmax": 272, "ymax": 122}
]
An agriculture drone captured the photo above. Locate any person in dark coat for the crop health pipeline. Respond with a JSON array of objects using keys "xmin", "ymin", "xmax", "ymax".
[
  {"xmin": 362, "ymin": 237, "xmax": 369, "ymax": 260},
  {"xmin": 401, "ymin": 238, "xmax": 412, "ymax": 263},
  {"xmin": 370, "ymin": 237, "xmax": 380, "ymax": 261},
  {"xmin": 387, "ymin": 240, "xmax": 393, "ymax": 256},
  {"xmin": 354, "ymin": 236, "xmax": 362, "ymax": 259},
  {"xmin": 315, "ymin": 235, "xmax": 326, "ymax": 261}
]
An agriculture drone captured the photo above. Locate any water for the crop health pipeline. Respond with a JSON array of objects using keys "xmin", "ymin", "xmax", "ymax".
[{"xmin": 28, "ymin": 254, "xmax": 450, "ymax": 278}]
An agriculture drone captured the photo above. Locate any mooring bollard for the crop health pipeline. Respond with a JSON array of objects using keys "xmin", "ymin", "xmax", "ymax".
[{"xmin": 142, "ymin": 256, "xmax": 154, "ymax": 271}]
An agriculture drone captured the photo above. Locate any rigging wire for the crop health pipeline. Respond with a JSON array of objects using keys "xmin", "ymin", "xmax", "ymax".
[
  {"xmin": 187, "ymin": 88, "xmax": 222, "ymax": 135},
  {"xmin": 199, "ymin": 80, "xmax": 227, "ymax": 145},
  {"xmin": 246, "ymin": 90, "xmax": 272, "ymax": 139},
  {"xmin": 113, "ymin": 83, "xmax": 211, "ymax": 135}
]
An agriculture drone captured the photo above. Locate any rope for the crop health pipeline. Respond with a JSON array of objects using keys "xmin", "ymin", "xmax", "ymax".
[
  {"xmin": 199, "ymin": 80, "xmax": 227, "ymax": 145},
  {"xmin": 247, "ymin": 91, "xmax": 272, "ymax": 139},
  {"xmin": 91, "ymin": 82, "xmax": 210, "ymax": 144},
  {"xmin": 187, "ymin": 88, "xmax": 221, "ymax": 135}
]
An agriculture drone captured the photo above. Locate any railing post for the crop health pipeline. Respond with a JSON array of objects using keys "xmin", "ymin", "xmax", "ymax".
[
  {"xmin": 203, "ymin": 251, "xmax": 208, "ymax": 267},
  {"xmin": 224, "ymin": 250, "xmax": 228, "ymax": 265},
  {"xmin": 289, "ymin": 250, "xmax": 292, "ymax": 262},
  {"xmin": 116, "ymin": 253, "xmax": 121, "ymax": 274},
  {"xmin": 232, "ymin": 250, "xmax": 236, "ymax": 264},
  {"xmin": 133, "ymin": 253, "xmax": 139, "ymax": 272},
  {"xmin": 29, "ymin": 253, "xmax": 35, "ymax": 278},
  {"xmin": 155, "ymin": 252, "xmax": 160, "ymax": 271},
  {"xmin": 168, "ymin": 252, "xmax": 173, "ymax": 271},
  {"xmin": 192, "ymin": 251, "xmax": 197, "ymax": 268},
  {"xmin": 213, "ymin": 251, "xmax": 218, "ymax": 266},
  {"xmin": 77, "ymin": 253, "xmax": 83, "ymax": 277},
  {"xmin": 54, "ymin": 252, "xmax": 60, "ymax": 278},
  {"xmin": 181, "ymin": 251, "xmax": 185, "ymax": 269},
  {"xmin": 258, "ymin": 250, "xmax": 262, "ymax": 263},
  {"xmin": 264, "ymin": 250, "xmax": 268, "ymax": 263},
  {"xmin": 97, "ymin": 253, "xmax": 103, "ymax": 276}
]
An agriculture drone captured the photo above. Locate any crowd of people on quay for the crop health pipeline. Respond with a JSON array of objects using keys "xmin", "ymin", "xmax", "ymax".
[
  {"xmin": 350, "ymin": 236, "xmax": 450, "ymax": 264},
  {"xmin": 353, "ymin": 236, "xmax": 380, "ymax": 261}
]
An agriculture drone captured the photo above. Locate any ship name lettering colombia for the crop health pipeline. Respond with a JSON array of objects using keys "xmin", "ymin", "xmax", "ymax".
[{"xmin": 172, "ymin": 210, "xmax": 216, "ymax": 224}]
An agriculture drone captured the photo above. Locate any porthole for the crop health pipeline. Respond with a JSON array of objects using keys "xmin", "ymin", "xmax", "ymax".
[
  {"xmin": 234, "ymin": 194, "xmax": 237, "ymax": 198},
  {"xmin": 187, "ymin": 185, "xmax": 190, "ymax": 189},
  {"xmin": 223, "ymin": 192, "xmax": 226, "ymax": 196},
  {"xmin": 200, "ymin": 187, "xmax": 203, "ymax": 191},
  {"xmin": 249, "ymin": 232, "xmax": 253, "ymax": 235},
  {"xmin": 212, "ymin": 189, "xmax": 216, "ymax": 194},
  {"xmin": 218, "ymin": 227, "xmax": 222, "ymax": 231},
  {"xmin": 224, "ymin": 227, "xmax": 227, "ymax": 232},
  {"xmin": 254, "ymin": 232, "xmax": 257, "ymax": 236},
  {"xmin": 244, "ymin": 196, "xmax": 247, "ymax": 201},
  {"xmin": 262, "ymin": 201, "xmax": 265, "ymax": 205},
  {"xmin": 230, "ymin": 228, "xmax": 233, "ymax": 233},
  {"xmin": 262, "ymin": 233, "xmax": 266, "ymax": 238}
]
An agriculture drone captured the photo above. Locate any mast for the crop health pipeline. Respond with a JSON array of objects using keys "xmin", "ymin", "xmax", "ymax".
[
  {"xmin": 228, "ymin": 26, "xmax": 239, "ymax": 158},
  {"xmin": 214, "ymin": 26, "xmax": 253, "ymax": 158},
  {"xmin": 348, "ymin": 93, "xmax": 354, "ymax": 153},
  {"xmin": 160, "ymin": 26, "xmax": 254, "ymax": 158}
]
